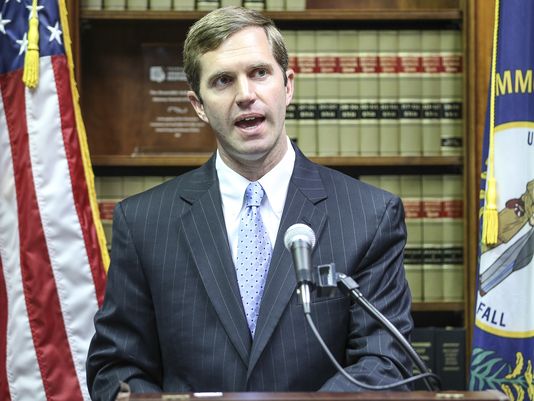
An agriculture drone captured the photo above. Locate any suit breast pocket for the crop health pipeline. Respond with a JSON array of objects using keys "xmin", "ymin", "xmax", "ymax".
[
  {"xmin": 293, "ymin": 288, "xmax": 348, "ymax": 306},
  {"xmin": 291, "ymin": 292, "xmax": 351, "ymax": 355}
]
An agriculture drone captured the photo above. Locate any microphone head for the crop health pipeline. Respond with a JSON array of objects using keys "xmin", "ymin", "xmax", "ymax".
[{"xmin": 284, "ymin": 223, "xmax": 316, "ymax": 250}]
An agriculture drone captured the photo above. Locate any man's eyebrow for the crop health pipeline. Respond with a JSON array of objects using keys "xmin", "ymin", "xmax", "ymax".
[
  {"xmin": 250, "ymin": 62, "xmax": 272, "ymax": 70},
  {"xmin": 206, "ymin": 71, "xmax": 231, "ymax": 81},
  {"xmin": 204, "ymin": 62, "xmax": 274, "ymax": 84}
]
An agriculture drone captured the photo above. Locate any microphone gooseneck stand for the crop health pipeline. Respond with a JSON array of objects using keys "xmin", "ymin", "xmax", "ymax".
[
  {"xmin": 301, "ymin": 274, "xmax": 441, "ymax": 391},
  {"xmin": 284, "ymin": 223, "xmax": 440, "ymax": 391},
  {"xmin": 336, "ymin": 273, "xmax": 441, "ymax": 391}
]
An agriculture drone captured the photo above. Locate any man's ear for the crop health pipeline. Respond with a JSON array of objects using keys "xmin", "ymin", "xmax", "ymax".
[
  {"xmin": 285, "ymin": 68, "xmax": 295, "ymax": 107},
  {"xmin": 187, "ymin": 90, "xmax": 209, "ymax": 123}
]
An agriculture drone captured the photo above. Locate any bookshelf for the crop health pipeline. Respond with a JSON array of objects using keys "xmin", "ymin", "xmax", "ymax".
[
  {"xmin": 91, "ymin": 155, "xmax": 463, "ymax": 167},
  {"xmin": 80, "ymin": 9, "xmax": 462, "ymax": 21},
  {"xmin": 73, "ymin": 0, "xmax": 468, "ymax": 304},
  {"xmin": 411, "ymin": 301, "xmax": 464, "ymax": 313},
  {"xmin": 69, "ymin": 0, "xmax": 496, "ymax": 384}
]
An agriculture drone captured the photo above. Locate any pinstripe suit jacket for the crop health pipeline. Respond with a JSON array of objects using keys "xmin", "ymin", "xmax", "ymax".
[{"xmin": 86, "ymin": 145, "xmax": 413, "ymax": 401}]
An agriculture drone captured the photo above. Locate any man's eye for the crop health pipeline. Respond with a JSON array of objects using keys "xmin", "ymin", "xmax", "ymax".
[
  {"xmin": 254, "ymin": 68, "xmax": 268, "ymax": 78},
  {"xmin": 214, "ymin": 75, "xmax": 232, "ymax": 87}
]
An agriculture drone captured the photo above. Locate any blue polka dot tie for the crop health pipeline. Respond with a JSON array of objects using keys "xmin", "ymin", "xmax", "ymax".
[{"xmin": 236, "ymin": 182, "xmax": 272, "ymax": 337}]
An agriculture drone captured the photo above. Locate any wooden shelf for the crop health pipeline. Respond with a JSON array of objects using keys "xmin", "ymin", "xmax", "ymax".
[
  {"xmin": 81, "ymin": 9, "xmax": 462, "ymax": 22},
  {"xmin": 312, "ymin": 156, "xmax": 462, "ymax": 167},
  {"xmin": 411, "ymin": 302, "xmax": 464, "ymax": 312},
  {"xmin": 90, "ymin": 155, "xmax": 463, "ymax": 168}
]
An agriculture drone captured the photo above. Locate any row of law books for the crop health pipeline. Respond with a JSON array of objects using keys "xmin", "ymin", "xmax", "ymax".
[
  {"xmin": 96, "ymin": 175, "xmax": 173, "ymax": 249},
  {"xmin": 411, "ymin": 327, "xmax": 466, "ymax": 390},
  {"xmin": 96, "ymin": 174, "xmax": 464, "ymax": 305},
  {"xmin": 287, "ymin": 99, "xmax": 462, "ymax": 158},
  {"xmin": 283, "ymin": 29, "xmax": 463, "ymax": 157},
  {"xmin": 360, "ymin": 174, "xmax": 464, "ymax": 303},
  {"xmin": 82, "ymin": 0, "xmax": 304, "ymax": 11}
]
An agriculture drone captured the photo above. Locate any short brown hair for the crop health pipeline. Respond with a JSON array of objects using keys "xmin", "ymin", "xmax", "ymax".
[{"xmin": 183, "ymin": 6, "xmax": 289, "ymax": 97}]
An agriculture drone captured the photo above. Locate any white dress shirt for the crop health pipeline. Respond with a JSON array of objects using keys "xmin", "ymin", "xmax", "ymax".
[{"xmin": 216, "ymin": 137, "xmax": 296, "ymax": 267}]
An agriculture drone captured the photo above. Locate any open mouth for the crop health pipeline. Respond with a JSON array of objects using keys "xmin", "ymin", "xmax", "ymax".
[{"xmin": 235, "ymin": 116, "xmax": 265, "ymax": 129}]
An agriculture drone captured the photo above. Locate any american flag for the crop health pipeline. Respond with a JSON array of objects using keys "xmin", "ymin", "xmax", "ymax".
[{"xmin": 0, "ymin": 1, "xmax": 107, "ymax": 400}]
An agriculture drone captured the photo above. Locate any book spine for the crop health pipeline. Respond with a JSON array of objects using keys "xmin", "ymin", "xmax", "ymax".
[
  {"xmin": 283, "ymin": 30, "xmax": 299, "ymax": 144},
  {"xmin": 442, "ymin": 174, "xmax": 464, "ymax": 302},
  {"xmin": 96, "ymin": 176, "xmax": 125, "ymax": 248},
  {"xmin": 317, "ymin": 101, "xmax": 339, "ymax": 156},
  {"xmin": 440, "ymin": 30, "xmax": 464, "ymax": 156},
  {"xmin": 338, "ymin": 30, "xmax": 360, "ymax": 156},
  {"xmin": 196, "ymin": 0, "xmax": 220, "ymax": 11},
  {"xmin": 296, "ymin": 30, "xmax": 318, "ymax": 156},
  {"xmin": 285, "ymin": 0, "xmax": 305, "ymax": 11},
  {"xmin": 174, "ymin": 0, "xmax": 196, "ymax": 10},
  {"xmin": 127, "ymin": 0, "xmax": 148, "ymax": 9},
  {"xmin": 378, "ymin": 30, "xmax": 400, "ymax": 156},
  {"xmin": 401, "ymin": 175, "xmax": 423, "ymax": 302},
  {"xmin": 265, "ymin": 0, "xmax": 284, "ymax": 10},
  {"xmin": 398, "ymin": 30, "xmax": 423, "ymax": 156},
  {"xmin": 143, "ymin": 176, "xmax": 165, "ymax": 190},
  {"xmin": 421, "ymin": 30, "xmax": 442, "ymax": 156},
  {"xmin": 316, "ymin": 30, "xmax": 340, "ymax": 156},
  {"xmin": 339, "ymin": 102, "xmax": 360, "ymax": 156},
  {"xmin": 103, "ymin": 0, "xmax": 126, "ymax": 10},
  {"xmin": 411, "ymin": 327, "xmax": 436, "ymax": 390},
  {"xmin": 435, "ymin": 327, "xmax": 466, "ymax": 390},
  {"xmin": 122, "ymin": 176, "xmax": 146, "ymax": 198},
  {"xmin": 82, "ymin": 0, "xmax": 103, "ymax": 10},
  {"xmin": 150, "ymin": 0, "xmax": 172, "ymax": 9},
  {"xmin": 358, "ymin": 30, "xmax": 380, "ymax": 156},
  {"xmin": 358, "ymin": 175, "xmax": 381, "ymax": 188},
  {"xmin": 243, "ymin": 0, "xmax": 264, "ymax": 10},
  {"xmin": 286, "ymin": 103, "xmax": 298, "ymax": 144},
  {"xmin": 379, "ymin": 175, "xmax": 401, "ymax": 196},
  {"xmin": 422, "ymin": 174, "xmax": 444, "ymax": 302},
  {"xmin": 296, "ymin": 96, "xmax": 318, "ymax": 156}
]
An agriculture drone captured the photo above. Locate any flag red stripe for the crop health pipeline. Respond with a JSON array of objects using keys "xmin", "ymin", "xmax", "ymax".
[
  {"xmin": 51, "ymin": 55, "xmax": 106, "ymax": 306},
  {"xmin": 0, "ymin": 258, "xmax": 11, "ymax": 401},
  {"xmin": 2, "ymin": 69, "xmax": 84, "ymax": 401}
]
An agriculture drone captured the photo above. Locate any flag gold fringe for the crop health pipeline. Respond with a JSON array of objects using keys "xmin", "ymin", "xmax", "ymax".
[
  {"xmin": 482, "ymin": 0, "xmax": 500, "ymax": 246},
  {"xmin": 482, "ymin": 177, "xmax": 498, "ymax": 244},
  {"xmin": 59, "ymin": 0, "xmax": 110, "ymax": 270},
  {"xmin": 23, "ymin": 0, "xmax": 40, "ymax": 88}
]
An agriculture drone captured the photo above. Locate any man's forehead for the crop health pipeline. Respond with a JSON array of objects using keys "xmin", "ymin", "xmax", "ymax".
[
  {"xmin": 205, "ymin": 27, "xmax": 269, "ymax": 56},
  {"xmin": 198, "ymin": 27, "xmax": 274, "ymax": 77}
]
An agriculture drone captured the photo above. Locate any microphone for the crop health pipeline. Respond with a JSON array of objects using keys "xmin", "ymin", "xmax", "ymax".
[{"xmin": 284, "ymin": 223, "xmax": 316, "ymax": 314}]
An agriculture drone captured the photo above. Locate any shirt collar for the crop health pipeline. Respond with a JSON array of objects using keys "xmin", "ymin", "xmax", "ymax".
[
  {"xmin": 215, "ymin": 137, "xmax": 295, "ymax": 217},
  {"xmin": 257, "ymin": 137, "xmax": 295, "ymax": 217}
]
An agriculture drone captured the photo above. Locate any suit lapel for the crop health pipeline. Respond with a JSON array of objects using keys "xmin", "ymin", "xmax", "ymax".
[
  {"xmin": 180, "ymin": 157, "xmax": 252, "ymax": 366},
  {"xmin": 247, "ymin": 151, "xmax": 328, "ymax": 377}
]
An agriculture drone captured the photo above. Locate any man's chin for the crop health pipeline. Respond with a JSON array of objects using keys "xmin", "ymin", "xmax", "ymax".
[
  {"xmin": 218, "ymin": 135, "xmax": 286, "ymax": 166},
  {"xmin": 239, "ymin": 137, "xmax": 287, "ymax": 163},
  {"xmin": 237, "ymin": 148, "xmax": 269, "ymax": 163}
]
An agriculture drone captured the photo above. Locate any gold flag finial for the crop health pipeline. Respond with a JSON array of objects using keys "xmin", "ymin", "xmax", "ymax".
[{"xmin": 23, "ymin": 0, "xmax": 40, "ymax": 88}]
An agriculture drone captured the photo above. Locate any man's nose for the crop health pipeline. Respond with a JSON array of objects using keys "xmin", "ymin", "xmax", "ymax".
[{"xmin": 235, "ymin": 77, "xmax": 256, "ymax": 106}]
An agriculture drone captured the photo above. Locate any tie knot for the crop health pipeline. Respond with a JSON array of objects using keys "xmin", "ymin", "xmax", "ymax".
[{"xmin": 244, "ymin": 182, "xmax": 264, "ymax": 208}]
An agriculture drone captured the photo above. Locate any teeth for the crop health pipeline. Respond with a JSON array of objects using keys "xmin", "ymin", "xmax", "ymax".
[{"xmin": 243, "ymin": 117, "xmax": 256, "ymax": 121}]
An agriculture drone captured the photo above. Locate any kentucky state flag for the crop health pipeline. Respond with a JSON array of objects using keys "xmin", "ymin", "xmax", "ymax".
[{"xmin": 469, "ymin": 0, "xmax": 534, "ymax": 399}]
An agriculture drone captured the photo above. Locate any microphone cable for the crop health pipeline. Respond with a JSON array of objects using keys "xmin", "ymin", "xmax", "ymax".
[{"xmin": 304, "ymin": 312, "xmax": 442, "ymax": 391}]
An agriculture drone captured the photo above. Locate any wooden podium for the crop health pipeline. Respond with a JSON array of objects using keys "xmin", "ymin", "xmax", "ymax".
[{"xmin": 119, "ymin": 391, "xmax": 508, "ymax": 401}]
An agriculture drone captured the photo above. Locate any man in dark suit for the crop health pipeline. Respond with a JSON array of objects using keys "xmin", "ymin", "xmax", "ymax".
[{"xmin": 86, "ymin": 6, "xmax": 413, "ymax": 401}]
